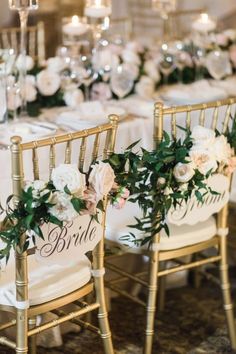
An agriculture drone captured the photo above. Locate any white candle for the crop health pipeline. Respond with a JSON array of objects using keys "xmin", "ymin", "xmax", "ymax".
[
  {"xmin": 192, "ymin": 13, "xmax": 216, "ymax": 33},
  {"xmin": 63, "ymin": 15, "xmax": 89, "ymax": 36},
  {"xmin": 85, "ymin": 0, "xmax": 111, "ymax": 19}
]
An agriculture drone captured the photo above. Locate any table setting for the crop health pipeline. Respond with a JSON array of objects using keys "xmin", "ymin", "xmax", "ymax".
[{"xmin": 1, "ymin": 0, "xmax": 236, "ymax": 353}]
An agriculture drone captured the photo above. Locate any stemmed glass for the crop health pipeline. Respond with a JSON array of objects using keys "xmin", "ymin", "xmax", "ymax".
[
  {"xmin": 75, "ymin": 55, "xmax": 98, "ymax": 101},
  {"xmin": 159, "ymin": 49, "xmax": 176, "ymax": 85},
  {"xmin": 192, "ymin": 46, "xmax": 206, "ymax": 81},
  {"xmin": 8, "ymin": 0, "xmax": 39, "ymax": 117},
  {"xmin": 110, "ymin": 65, "xmax": 134, "ymax": 99}
]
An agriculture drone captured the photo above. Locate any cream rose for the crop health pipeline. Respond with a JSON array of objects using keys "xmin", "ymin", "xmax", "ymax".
[
  {"xmin": 24, "ymin": 180, "xmax": 47, "ymax": 199},
  {"xmin": 16, "ymin": 54, "xmax": 34, "ymax": 72},
  {"xmin": 144, "ymin": 60, "xmax": 161, "ymax": 83},
  {"xmin": 135, "ymin": 76, "xmax": 155, "ymax": 99},
  {"xmin": 189, "ymin": 147, "xmax": 218, "ymax": 175},
  {"xmin": 122, "ymin": 63, "xmax": 139, "ymax": 80},
  {"xmin": 49, "ymin": 192, "xmax": 77, "ymax": 222},
  {"xmin": 51, "ymin": 164, "xmax": 86, "ymax": 197},
  {"xmin": 47, "ymin": 56, "xmax": 67, "ymax": 73},
  {"xmin": 89, "ymin": 161, "xmax": 115, "ymax": 201},
  {"xmin": 173, "ymin": 162, "xmax": 195, "ymax": 183},
  {"xmin": 64, "ymin": 88, "xmax": 84, "ymax": 108},
  {"xmin": 211, "ymin": 135, "xmax": 231, "ymax": 164},
  {"xmin": 92, "ymin": 49, "xmax": 119, "ymax": 72},
  {"xmin": 37, "ymin": 70, "xmax": 61, "ymax": 96},
  {"xmin": 191, "ymin": 125, "xmax": 216, "ymax": 148}
]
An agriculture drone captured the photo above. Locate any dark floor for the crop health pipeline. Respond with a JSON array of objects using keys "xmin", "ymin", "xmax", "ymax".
[{"xmin": 1, "ymin": 274, "xmax": 236, "ymax": 354}]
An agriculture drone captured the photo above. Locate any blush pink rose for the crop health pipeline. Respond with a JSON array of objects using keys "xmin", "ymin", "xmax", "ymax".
[
  {"xmin": 225, "ymin": 156, "xmax": 236, "ymax": 175},
  {"xmin": 89, "ymin": 161, "xmax": 115, "ymax": 201},
  {"xmin": 82, "ymin": 188, "xmax": 98, "ymax": 215},
  {"xmin": 113, "ymin": 197, "xmax": 126, "ymax": 209},
  {"xmin": 120, "ymin": 187, "xmax": 130, "ymax": 199}
]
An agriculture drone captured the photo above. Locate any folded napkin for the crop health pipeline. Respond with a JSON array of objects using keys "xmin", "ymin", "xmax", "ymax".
[
  {"xmin": 161, "ymin": 80, "xmax": 228, "ymax": 105},
  {"xmin": 0, "ymin": 122, "xmax": 57, "ymax": 145},
  {"xmin": 56, "ymin": 113, "xmax": 97, "ymax": 131},
  {"xmin": 110, "ymin": 96, "xmax": 154, "ymax": 119}
]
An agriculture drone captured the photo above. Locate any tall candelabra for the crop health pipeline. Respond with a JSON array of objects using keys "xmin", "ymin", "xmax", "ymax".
[{"xmin": 9, "ymin": 0, "xmax": 39, "ymax": 117}]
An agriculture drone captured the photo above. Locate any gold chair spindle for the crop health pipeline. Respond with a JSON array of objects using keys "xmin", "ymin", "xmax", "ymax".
[
  {"xmin": 32, "ymin": 145, "xmax": 40, "ymax": 180},
  {"xmin": 92, "ymin": 132, "xmax": 101, "ymax": 162},
  {"xmin": 186, "ymin": 107, "xmax": 191, "ymax": 131},
  {"xmin": 199, "ymin": 106, "xmax": 206, "ymax": 126},
  {"xmin": 49, "ymin": 141, "xmax": 56, "ymax": 178},
  {"xmin": 79, "ymin": 136, "xmax": 87, "ymax": 171},
  {"xmin": 64, "ymin": 138, "xmax": 72, "ymax": 164},
  {"xmin": 171, "ymin": 111, "xmax": 177, "ymax": 139},
  {"xmin": 222, "ymin": 104, "xmax": 231, "ymax": 134},
  {"xmin": 104, "ymin": 115, "xmax": 118, "ymax": 159},
  {"xmin": 212, "ymin": 105, "xmax": 219, "ymax": 131}
]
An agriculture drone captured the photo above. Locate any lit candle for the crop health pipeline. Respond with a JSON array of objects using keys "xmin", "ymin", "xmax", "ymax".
[
  {"xmin": 192, "ymin": 13, "xmax": 216, "ymax": 33},
  {"xmin": 63, "ymin": 15, "xmax": 89, "ymax": 36},
  {"xmin": 85, "ymin": 0, "xmax": 111, "ymax": 18}
]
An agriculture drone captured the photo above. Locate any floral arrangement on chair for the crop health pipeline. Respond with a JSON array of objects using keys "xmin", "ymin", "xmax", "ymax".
[
  {"xmin": 0, "ymin": 157, "xmax": 132, "ymax": 261},
  {"xmin": 120, "ymin": 120, "xmax": 236, "ymax": 246}
]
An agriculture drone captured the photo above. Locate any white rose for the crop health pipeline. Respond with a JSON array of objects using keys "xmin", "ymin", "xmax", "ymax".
[
  {"xmin": 47, "ymin": 57, "xmax": 67, "ymax": 73},
  {"xmin": 24, "ymin": 180, "xmax": 47, "ymax": 199},
  {"xmin": 191, "ymin": 125, "xmax": 216, "ymax": 148},
  {"xmin": 122, "ymin": 63, "xmax": 139, "ymax": 80},
  {"xmin": 23, "ymin": 83, "xmax": 37, "ymax": 102},
  {"xmin": 89, "ymin": 161, "xmax": 115, "ymax": 201},
  {"xmin": 173, "ymin": 162, "xmax": 195, "ymax": 183},
  {"xmin": 189, "ymin": 147, "xmax": 218, "ymax": 175},
  {"xmin": 135, "ymin": 76, "xmax": 155, "ymax": 99},
  {"xmin": 122, "ymin": 49, "xmax": 141, "ymax": 66},
  {"xmin": 211, "ymin": 135, "xmax": 231, "ymax": 164},
  {"xmin": 64, "ymin": 88, "xmax": 84, "ymax": 108},
  {"xmin": 144, "ymin": 60, "xmax": 161, "ymax": 83},
  {"xmin": 16, "ymin": 55, "xmax": 34, "ymax": 71},
  {"xmin": 49, "ymin": 192, "xmax": 77, "ymax": 222},
  {"xmin": 37, "ymin": 70, "xmax": 61, "ymax": 96},
  {"xmin": 51, "ymin": 164, "xmax": 86, "ymax": 197},
  {"xmin": 92, "ymin": 49, "xmax": 119, "ymax": 72}
]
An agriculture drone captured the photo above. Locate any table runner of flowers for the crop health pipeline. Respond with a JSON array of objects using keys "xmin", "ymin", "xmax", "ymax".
[{"xmin": 7, "ymin": 28, "xmax": 236, "ymax": 117}]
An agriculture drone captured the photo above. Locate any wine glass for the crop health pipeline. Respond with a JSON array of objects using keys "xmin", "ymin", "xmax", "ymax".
[
  {"xmin": 76, "ymin": 55, "xmax": 98, "ymax": 101},
  {"xmin": 110, "ymin": 65, "xmax": 134, "ymax": 99},
  {"xmin": 8, "ymin": 0, "xmax": 39, "ymax": 117},
  {"xmin": 192, "ymin": 46, "xmax": 206, "ymax": 80},
  {"xmin": 159, "ymin": 49, "xmax": 176, "ymax": 85}
]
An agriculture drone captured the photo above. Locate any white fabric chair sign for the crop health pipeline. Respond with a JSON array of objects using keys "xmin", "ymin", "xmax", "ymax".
[
  {"xmin": 167, "ymin": 174, "xmax": 230, "ymax": 226},
  {"xmin": 35, "ymin": 213, "xmax": 103, "ymax": 265}
]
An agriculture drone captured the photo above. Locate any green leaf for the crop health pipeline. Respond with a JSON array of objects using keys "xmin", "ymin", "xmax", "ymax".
[
  {"xmin": 71, "ymin": 197, "xmax": 86, "ymax": 213},
  {"xmin": 64, "ymin": 185, "xmax": 72, "ymax": 195}
]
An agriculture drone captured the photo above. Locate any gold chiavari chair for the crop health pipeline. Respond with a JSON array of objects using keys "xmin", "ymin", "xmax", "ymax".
[
  {"xmin": 0, "ymin": 115, "xmax": 118, "ymax": 354},
  {"xmin": 0, "ymin": 21, "xmax": 45, "ymax": 64},
  {"xmin": 105, "ymin": 98, "xmax": 236, "ymax": 354}
]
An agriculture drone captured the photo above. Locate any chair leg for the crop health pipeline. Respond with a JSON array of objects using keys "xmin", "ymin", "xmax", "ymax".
[
  {"xmin": 28, "ymin": 318, "xmax": 37, "ymax": 354},
  {"xmin": 144, "ymin": 249, "xmax": 159, "ymax": 354},
  {"xmin": 16, "ymin": 309, "xmax": 28, "ymax": 354},
  {"xmin": 220, "ymin": 235, "xmax": 236, "ymax": 350},
  {"xmin": 94, "ymin": 275, "xmax": 114, "ymax": 354},
  {"xmin": 157, "ymin": 261, "xmax": 166, "ymax": 312}
]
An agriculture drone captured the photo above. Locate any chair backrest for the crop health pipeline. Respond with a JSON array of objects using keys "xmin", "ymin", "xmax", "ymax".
[
  {"xmin": 154, "ymin": 98, "xmax": 236, "ymax": 226},
  {"xmin": 10, "ymin": 116, "xmax": 118, "ymax": 303},
  {"xmin": 0, "ymin": 21, "xmax": 46, "ymax": 64}
]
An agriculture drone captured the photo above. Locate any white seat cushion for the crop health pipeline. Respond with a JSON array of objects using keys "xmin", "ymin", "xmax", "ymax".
[
  {"xmin": 106, "ymin": 202, "xmax": 217, "ymax": 253},
  {"xmin": 0, "ymin": 255, "xmax": 91, "ymax": 307}
]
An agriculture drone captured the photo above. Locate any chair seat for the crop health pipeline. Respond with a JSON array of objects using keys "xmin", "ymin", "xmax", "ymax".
[
  {"xmin": 106, "ymin": 202, "xmax": 217, "ymax": 253},
  {"xmin": 0, "ymin": 255, "xmax": 91, "ymax": 308}
]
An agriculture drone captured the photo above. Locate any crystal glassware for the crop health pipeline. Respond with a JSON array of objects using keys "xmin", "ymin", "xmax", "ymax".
[
  {"xmin": 8, "ymin": 0, "xmax": 39, "ymax": 117},
  {"xmin": 159, "ymin": 47, "xmax": 176, "ymax": 85},
  {"xmin": 110, "ymin": 65, "xmax": 134, "ymax": 99}
]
